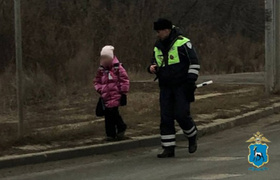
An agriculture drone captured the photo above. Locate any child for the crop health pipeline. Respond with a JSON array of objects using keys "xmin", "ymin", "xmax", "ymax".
[{"xmin": 94, "ymin": 45, "xmax": 130, "ymax": 141}]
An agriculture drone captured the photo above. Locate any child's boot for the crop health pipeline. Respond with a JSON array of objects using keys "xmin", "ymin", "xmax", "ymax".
[
  {"xmin": 105, "ymin": 136, "xmax": 116, "ymax": 142},
  {"xmin": 117, "ymin": 125, "xmax": 127, "ymax": 140}
]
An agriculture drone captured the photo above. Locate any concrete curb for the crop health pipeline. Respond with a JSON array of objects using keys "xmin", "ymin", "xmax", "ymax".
[{"xmin": 1, "ymin": 102, "xmax": 280, "ymax": 169}]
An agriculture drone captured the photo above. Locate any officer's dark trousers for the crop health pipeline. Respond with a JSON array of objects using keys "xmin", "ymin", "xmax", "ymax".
[
  {"xmin": 104, "ymin": 107, "xmax": 127, "ymax": 138},
  {"xmin": 160, "ymin": 85, "xmax": 197, "ymax": 149}
]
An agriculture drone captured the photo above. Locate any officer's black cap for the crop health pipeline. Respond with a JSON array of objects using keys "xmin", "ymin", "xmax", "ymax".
[{"xmin": 154, "ymin": 18, "xmax": 172, "ymax": 31}]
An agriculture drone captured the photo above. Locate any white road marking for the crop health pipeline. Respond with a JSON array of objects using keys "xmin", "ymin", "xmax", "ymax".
[
  {"xmin": 195, "ymin": 156, "xmax": 245, "ymax": 161},
  {"xmin": 180, "ymin": 156, "xmax": 245, "ymax": 162},
  {"xmin": 188, "ymin": 173, "xmax": 244, "ymax": 180}
]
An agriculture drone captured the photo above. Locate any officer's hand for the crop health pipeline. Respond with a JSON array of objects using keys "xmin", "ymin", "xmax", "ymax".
[
  {"xmin": 149, "ymin": 65, "xmax": 157, "ymax": 74},
  {"xmin": 185, "ymin": 82, "xmax": 197, "ymax": 102}
]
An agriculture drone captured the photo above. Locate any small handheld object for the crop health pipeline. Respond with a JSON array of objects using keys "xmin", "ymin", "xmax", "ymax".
[{"xmin": 196, "ymin": 80, "xmax": 213, "ymax": 88}]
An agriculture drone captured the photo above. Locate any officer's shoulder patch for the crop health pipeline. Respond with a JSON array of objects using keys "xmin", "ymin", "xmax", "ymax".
[{"xmin": 186, "ymin": 42, "xmax": 192, "ymax": 49}]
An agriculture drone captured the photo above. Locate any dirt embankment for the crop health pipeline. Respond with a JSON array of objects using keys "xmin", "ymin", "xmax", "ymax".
[{"xmin": 0, "ymin": 82, "xmax": 278, "ymax": 157}]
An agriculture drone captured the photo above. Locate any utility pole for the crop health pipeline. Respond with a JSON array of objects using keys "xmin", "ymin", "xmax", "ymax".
[
  {"xmin": 265, "ymin": 0, "xmax": 280, "ymax": 94},
  {"xmin": 14, "ymin": 0, "xmax": 24, "ymax": 137},
  {"xmin": 275, "ymin": 0, "xmax": 280, "ymax": 92}
]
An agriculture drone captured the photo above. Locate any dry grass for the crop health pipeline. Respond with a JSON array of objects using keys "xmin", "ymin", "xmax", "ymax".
[
  {"xmin": 0, "ymin": 82, "xmax": 277, "ymax": 157},
  {"xmin": 1, "ymin": 0, "xmax": 264, "ymax": 75},
  {"xmin": 192, "ymin": 86, "xmax": 264, "ymax": 115}
]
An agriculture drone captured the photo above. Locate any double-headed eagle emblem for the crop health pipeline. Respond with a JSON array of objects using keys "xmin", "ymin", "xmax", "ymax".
[{"xmin": 246, "ymin": 131, "xmax": 270, "ymax": 144}]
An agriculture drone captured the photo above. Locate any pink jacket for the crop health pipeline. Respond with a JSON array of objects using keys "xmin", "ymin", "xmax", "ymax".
[{"xmin": 94, "ymin": 56, "xmax": 130, "ymax": 108}]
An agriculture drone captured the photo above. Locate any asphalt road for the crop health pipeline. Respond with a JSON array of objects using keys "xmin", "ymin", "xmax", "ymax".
[{"xmin": 1, "ymin": 113, "xmax": 279, "ymax": 180}]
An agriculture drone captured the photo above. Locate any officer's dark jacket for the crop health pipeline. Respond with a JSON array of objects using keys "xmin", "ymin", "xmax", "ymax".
[{"xmin": 148, "ymin": 27, "xmax": 200, "ymax": 87}]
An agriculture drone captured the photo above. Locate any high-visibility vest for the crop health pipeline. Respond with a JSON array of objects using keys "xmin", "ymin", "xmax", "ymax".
[{"xmin": 154, "ymin": 36, "xmax": 190, "ymax": 67}]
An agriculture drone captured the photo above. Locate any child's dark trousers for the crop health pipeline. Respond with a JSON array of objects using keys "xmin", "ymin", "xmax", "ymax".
[{"xmin": 104, "ymin": 107, "xmax": 127, "ymax": 138}]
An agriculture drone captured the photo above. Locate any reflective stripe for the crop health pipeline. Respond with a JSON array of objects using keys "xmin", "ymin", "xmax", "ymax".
[
  {"xmin": 188, "ymin": 69, "xmax": 199, "ymax": 75},
  {"xmin": 161, "ymin": 134, "xmax": 176, "ymax": 140},
  {"xmin": 189, "ymin": 65, "xmax": 200, "ymax": 69},
  {"xmin": 187, "ymin": 130, "xmax": 197, "ymax": 138},
  {"xmin": 162, "ymin": 141, "xmax": 176, "ymax": 147},
  {"xmin": 184, "ymin": 126, "xmax": 195, "ymax": 134}
]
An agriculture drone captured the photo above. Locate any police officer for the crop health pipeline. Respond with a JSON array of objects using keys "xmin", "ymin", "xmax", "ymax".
[{"xmin": 148, "ymin": 18, "xmax": 200, "ymax": 158}]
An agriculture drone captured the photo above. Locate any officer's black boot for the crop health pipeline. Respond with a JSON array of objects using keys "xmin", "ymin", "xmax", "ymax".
[
  {"xmin": 188, "ymin": 134, "xmax": 197, "ymax": 153},
  {"xmin": 157, "ymin": 147, "xmax": 175, "ymax": 158}
]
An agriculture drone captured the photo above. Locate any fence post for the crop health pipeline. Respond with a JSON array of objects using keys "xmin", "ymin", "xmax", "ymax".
[{"xmin": 14, "ymin": 0, "xmax": 24, "ymax": 138}]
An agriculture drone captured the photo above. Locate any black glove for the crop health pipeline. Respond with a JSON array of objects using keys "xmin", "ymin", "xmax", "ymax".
[
  {"xmin": 120, "ymin": 94, "xmax": 127, "ymax": 106},
  {"xmin": 184, "ymin": 82, "xmax": 197, "ymax": 102}
]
